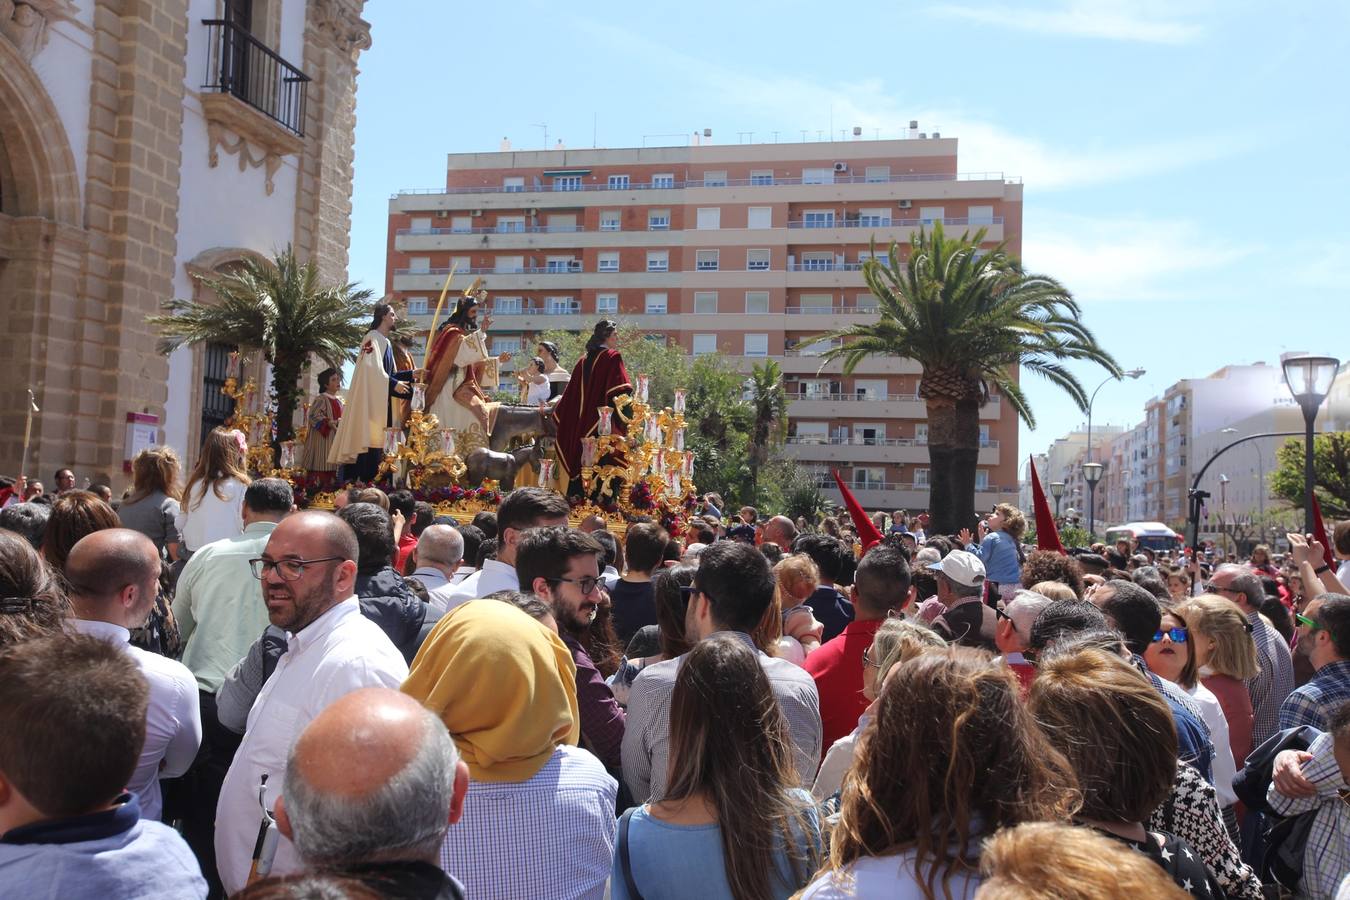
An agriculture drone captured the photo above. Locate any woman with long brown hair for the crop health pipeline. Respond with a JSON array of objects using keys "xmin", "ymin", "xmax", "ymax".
[
  {"xmin": 177, "ymin": 426, "xmax": 250, "ymax": 554},
  {"xmin": 117, "ymin": 446, "xmax": 183, "ymax": 561},
  {"xmin": 42, "ymin": 490, "xmax": 121, "ymax": 571},
  {"xmin": 805, "ymin": 648, "xmax": 1076, "ymax": 898},
  {"xmin": 613, "ymin": 634, "xmax": 822, "ymax": 900}
]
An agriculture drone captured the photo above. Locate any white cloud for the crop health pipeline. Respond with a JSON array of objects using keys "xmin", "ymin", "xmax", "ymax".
[
  {"xmin": 1022, "ymin": 212, "xmax": 1255, "ymax": 302},
  {"xmin": 928, "ymin": 0, "xmax": 1206, "ymax": 44}
]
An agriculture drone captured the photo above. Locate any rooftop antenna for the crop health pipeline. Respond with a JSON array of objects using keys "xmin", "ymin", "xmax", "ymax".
[
  {"xmin": 737, "ymin": 131, "xmax": 753, "ymax": 144},
  {"xmin": 531, "ymin": 123, "xmax": 548, "ymax": 150},
  {"xmin": 800, "ymin": 130, "xmax": 808, "ymax": 142},
  {"xmin": 816, "ymin": 130, "xmax": 825, "ymax": 141},
  {"xmin": 772, "ymin": 131, "xmax": 780, "ymax": 143},
  {"xmin": 592, "ymin": 112, "xmax": 597, "ymax": 148}
]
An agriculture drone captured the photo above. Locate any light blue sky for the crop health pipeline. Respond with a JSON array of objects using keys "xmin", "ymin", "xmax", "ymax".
[{"xmin": 347, "ymin": 0, "xmax": 1350, "ymax": 461}]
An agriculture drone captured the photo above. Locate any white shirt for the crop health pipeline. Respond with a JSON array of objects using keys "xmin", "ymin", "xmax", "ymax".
[
  {"xmin": 70, "ymin": 619, "xmax": 201, "ymax": 821},
  {"xmin": 802, "ymin": 849, "xmax": 980, "ymax": 898},
  {"xmin": 442, "ymin": 558, "xmax": 519, "ymax": 607},
  {"xmin": 1186, "ymin": 680, "xmax": 1239, "ymax": 807},
  {"xmin": 214, "ymin": 598, "xmax": 409, "ymax": 895},
  {"xmin": 409, "ymin": 566, "xmax": 450, "ymax": 594},
  {"xmin": 176, "ymin": 477, "xmax": 246, "ymax": 552},
  {"xmin": 451, "ymin": 565, "xmax": 474, "ymax": 584}
]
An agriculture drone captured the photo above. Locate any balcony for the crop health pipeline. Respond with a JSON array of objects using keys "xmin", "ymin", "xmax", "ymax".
[
  {"xmin": 786, "ymin": 216, "xmax": 1003, "ymax": 229},
  {"xmin": 396, "ymin": 224, "xmax": 587, "ymax": 236},
  {"xmin": 808, "ymin": 479, "xmax": 1019, "ymax": 510},
  {"xmin": 201, "ymin": 19, "xmax": 309, "ymax": 137},
  {"xmin": 784, "ymin": 436, "xmax": 1000, "ymax": 465}
]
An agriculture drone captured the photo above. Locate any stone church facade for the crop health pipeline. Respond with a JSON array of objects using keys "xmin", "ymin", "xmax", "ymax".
[{"xmin": 0, "ymin": 0, "xmax": 368, "ymax": 488}]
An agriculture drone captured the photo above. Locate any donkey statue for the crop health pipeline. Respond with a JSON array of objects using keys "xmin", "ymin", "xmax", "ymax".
[
  {"xmin": 464, "ymin": 441, "xmax": 544, "ymax": 491},
  {"xmin": 489, "ymin": 403, "xmax": 558, "ymax": 452}
]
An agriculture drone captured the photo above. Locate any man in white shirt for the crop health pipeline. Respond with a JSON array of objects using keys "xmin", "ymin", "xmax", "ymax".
[
  {"xmin": 214, "ymin": 511, "xmax": 409, "ymax": 895},
  {"xmin": 442, "ymin": 487, "xmax": 570, "ymax": 606},
  {"xmin": 408, "ymin": 524, "xmax": 464, "ymax": 614},
  {"xmin": 65, "ymin": 529, "xmax": 202, "ymax": 821}
]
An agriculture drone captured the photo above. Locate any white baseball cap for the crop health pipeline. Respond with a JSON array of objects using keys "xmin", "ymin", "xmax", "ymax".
[{"xmin": 926, "ymin": 549, "xmax": 986, "ymax": 587}]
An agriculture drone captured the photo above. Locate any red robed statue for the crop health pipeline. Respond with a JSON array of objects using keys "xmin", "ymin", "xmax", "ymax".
[{"xmin": 553, "ymin": 320, "xmax": 631, "ymax": 490}]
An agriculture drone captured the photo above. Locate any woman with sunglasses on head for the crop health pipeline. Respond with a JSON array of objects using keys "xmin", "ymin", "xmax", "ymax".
[{"xmin": 1144, "ymin": 610, "xmax": 1240, "ymax": 831}]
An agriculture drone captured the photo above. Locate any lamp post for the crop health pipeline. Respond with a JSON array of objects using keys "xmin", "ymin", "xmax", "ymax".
[
  {"xmin": 1220, "ymin": 427, "xmax": 1266, "ymax": 528},
  {"xmin": 1281, "ymin": 355, "xmax": 1340, "ymax": 533},
  {"xmin": 1083, "ymin": 461, "xmax": 1104, "ymax": 538},
  {"xmin": 1086, "ymin": 368, "xmax": 1146, "ymax": 463},
  {"xmin": 1218, "ymin": 473, "xmax": 1230, "ymax": 556},
  {"xmin": 1049, "ymin": 480, "xmax": 1066, "ymax": 518}
]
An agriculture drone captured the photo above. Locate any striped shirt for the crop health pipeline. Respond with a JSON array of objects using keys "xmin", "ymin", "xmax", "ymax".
[{"xmin": 1246, "ymin": 611, "xmax": 1296, "ymax": 747}]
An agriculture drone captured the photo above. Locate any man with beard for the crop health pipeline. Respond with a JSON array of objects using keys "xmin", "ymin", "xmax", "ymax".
[
  {"xmin": 515, "ymin": 525, "xmax": 625, "ymax": 774},
  {"xmin": 424, "ymin": 287, "xmax": 510, "ymax": 438},
  {"xmin": 214, "ymin": 512, "xmax": 408, "ymax": 895}
]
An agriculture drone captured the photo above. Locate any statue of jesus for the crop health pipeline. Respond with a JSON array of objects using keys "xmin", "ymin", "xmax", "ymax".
[{"xmin": 423, "ymin": 290, "xmax": 510, "ymax": 440}]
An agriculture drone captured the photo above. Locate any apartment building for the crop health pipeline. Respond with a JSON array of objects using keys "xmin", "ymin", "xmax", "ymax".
[{"xmin": 385, "ymin": 136, "xmax": 1023, "ymax": 511}]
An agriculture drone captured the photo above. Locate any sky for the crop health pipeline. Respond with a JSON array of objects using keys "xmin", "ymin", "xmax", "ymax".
[{"xmin": 347, "ymin": 0, "xmax": 1350, "ymax": 463}]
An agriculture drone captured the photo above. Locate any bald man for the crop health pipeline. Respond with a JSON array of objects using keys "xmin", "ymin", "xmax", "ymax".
[
  {"xmin": 215, "ymin": 511, "xmax": 409, "ymax": 895},
  {"xmin": 65, "ymin": 529, "xmax": 202, "ymax": 821},
  {"xmin": 408, "ymin": 524, "xmax": 465, "ymax": 614},
  {"xmin": 761, "ymin": 515, "xmax": 798, "ymax": 553},
  {"xmin": 275, "ymin": 688, "xmax": 468, "ymax": 897}
]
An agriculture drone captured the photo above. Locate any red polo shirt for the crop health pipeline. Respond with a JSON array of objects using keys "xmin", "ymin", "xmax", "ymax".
[
  {"xmin": 804, "ymin": 617, "xmax": 884, "ymax": 752},
  {"xmin": 395, "ymin": 531, "xmax": 418, "ymax": 573}
]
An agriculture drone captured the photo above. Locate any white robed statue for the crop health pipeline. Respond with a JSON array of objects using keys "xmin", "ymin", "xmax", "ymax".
[
  {"xmin": 423, "ymin": 290, "xmax": 509, "ymax": 441},
  {"xmin": 328, "ymin": 303, "xmax": 416, "ymax": 481}
]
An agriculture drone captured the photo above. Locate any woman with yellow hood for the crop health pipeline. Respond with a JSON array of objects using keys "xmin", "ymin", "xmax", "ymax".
[{"xmin": 402, "ymin": 599, "xmax": 618, "ymax": 899}]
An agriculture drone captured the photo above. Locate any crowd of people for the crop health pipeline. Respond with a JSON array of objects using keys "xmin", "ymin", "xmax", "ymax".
[{"xmin": 1, "ymin": 435, "xmax": 1349, "ymax": 900}]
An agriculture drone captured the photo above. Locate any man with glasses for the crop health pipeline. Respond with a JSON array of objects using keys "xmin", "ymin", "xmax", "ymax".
[
  {"xmin": 1282, "ymin": 593, "xmax": 1350, "ymax": 731},
  {"xmin": 516, "ymin": 526, "xmax": 626, "ymax": 775},
  {"xmin": 215, "ymin": 511, "xmax": 409, "ymax": 895},
  {"xmin": 994, "ymin": 589, "xmax": 1052, "ymax": 692},
  {"xmin": 1208, "ymin": 564, "xmax": 1295, "ymax": 747}
]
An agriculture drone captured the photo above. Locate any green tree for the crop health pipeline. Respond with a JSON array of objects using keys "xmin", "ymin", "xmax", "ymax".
[
  {"xmin": 150, "ymin": 247, "xmax": 373, "ymax": 444},
  {"xmin": 1270, "ymin": 432, "xmax": 1350, "ymax": 519},
  {"xmin": 755, "ymin": 458, "xmax": 826, "ymax": 522},
  {"xmin": 747, "ymin": 360, "xmax": 788, "ymax": 496},
  {"xmin": 814, "ymin": 224, "xmax": 1119, "ymax": 535}
]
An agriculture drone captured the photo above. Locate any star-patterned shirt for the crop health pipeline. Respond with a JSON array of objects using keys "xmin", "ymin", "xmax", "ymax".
[{"xmin": 1105, "ymin": 829, "xmax": 1225, "ymax": 899}]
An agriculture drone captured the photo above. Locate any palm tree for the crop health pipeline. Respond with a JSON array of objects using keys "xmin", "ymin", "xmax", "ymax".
[
  {"xmin": 747, "ymin": 359, "xmax": 788, "ymax": 495},
  {"xmin": 150, "ymin": 246, "xmax": 373, "ymax": 444},
  {"xmin": 815, "ymin": 223, "xmax": 1119, "ymax": 535}
]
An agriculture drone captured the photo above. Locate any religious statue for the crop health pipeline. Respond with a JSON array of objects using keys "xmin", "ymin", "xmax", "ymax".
[
  {"xmin": 536, "ymin": 340, "xmax": 570, "ymax": 399},
  {"xmin": 328, "ymin": 302, "xmax": 418, "ymax": 482},
  {"xmin": 423, "ymin": 283, "xmax": 509, "ymax": 441},
  {"xmin": 553, "ymin": 320, "xmax": 631, "ymax": 494},
  {"xmin": 297, "ymin": 366, "xmax": 343, "ymax": 473}
]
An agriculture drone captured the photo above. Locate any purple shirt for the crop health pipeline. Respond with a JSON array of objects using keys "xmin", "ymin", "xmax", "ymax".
[{"xmin": 563, "ymin": 633, "xmax": 626, "ymax": 771}]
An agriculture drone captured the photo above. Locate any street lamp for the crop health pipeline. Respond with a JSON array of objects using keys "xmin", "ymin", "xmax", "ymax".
[
  {"xmin": 1049, "ymin": 480, "xmax": 1066, "ymax": 518},
  {"xmin": 1281, "ymin": 354, "xmax": 1340, "ymax": 533},
  {"xmin": 1083, "ymin": 461, "xmax": 1104, "ymax": 537},
  {"xmin": 1087, "ymin": 368, "xmax": 1147, "ymax": 463}
]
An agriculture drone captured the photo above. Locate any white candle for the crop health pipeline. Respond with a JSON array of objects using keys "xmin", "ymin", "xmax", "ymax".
[
  {"xmin": 637, "ymin": 374, "xmax": 650, "ymax": 403},
  {"xmin": 439, "ymin": 429, "xmax": 456, "ymax": 455},
  {"xmin": 597, "ymin": 408, "xmax": 612, "ymax": 436},
  {"xmin": 673, "ymin": 389, "xmax": 687, "ymax": 413}
]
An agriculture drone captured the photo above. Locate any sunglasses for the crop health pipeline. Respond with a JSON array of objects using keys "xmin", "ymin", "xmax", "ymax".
[
  {"xmin": 1295, "ymin": 613, "xmax": 1322, "ymax": 632},
  {"xmin": 995, "ymin": 607, "xmax": 1018, "ymax": 632},
  {"xmin": 862, "ymin": 646, "xmax": 884, "ymax": 668},
  {"xmin": 1152, "ymin": 627, "xmax": 1188, "ymax": 644}
]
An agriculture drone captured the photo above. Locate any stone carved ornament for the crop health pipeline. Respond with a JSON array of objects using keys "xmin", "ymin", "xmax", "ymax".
[
  {"xmin": 0, "ymin": 0, "xmax": 82, "ymax": 60},
  {"xmin": 205, "ymin": 118, "xmax": 286, "ymax": 196},
  {"xmin": 312, "ymin": 0, "xmax": 371, "ymax": 57}
]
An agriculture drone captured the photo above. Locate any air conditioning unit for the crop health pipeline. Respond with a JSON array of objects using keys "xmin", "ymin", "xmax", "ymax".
[
  {"xmin": 898, "ymin": 199, "xmax": 913, "ymax": 209},
  {"xmin": 833, "ymin": 162, "xmax": 849, "ymax": 172},
  {"xmin": 435, "ymin": 210, "xmax": 449, "ymax": 218},
  {"xmin": 471, "ymin": 209, "xmax": 483, "ymax": 217}
]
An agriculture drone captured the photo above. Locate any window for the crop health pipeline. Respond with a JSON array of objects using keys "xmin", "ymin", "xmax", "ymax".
[
  {"xmin": 745, "ymin": 291, "xmax": 769, "ymax": 314},
  {"xmin": 652, "ymin": 173, "xmax": 675, "ymax": 188},
  {"xmin": 608, "ymin": 174, "xmax": 630, "ymax": 190},
  {"xmin": 597, "ymin": 252, "xmax": 619, "ymax": 272},
  {"xmin": 854, "ymin": 379, "xmax": 886, "ymax": 400},
  {"xmin": 978, "ymin": 425, "xmax": 990, "ymax": 446},
  {"xmin": 546, "ymin": 214, "xmax": 577, "ymax": 233},
  {"xmin": 803, "ymin": 210, "xmax": 835, "ymax": 228},
  {"xmin": 915, "ymin": 424, "xmax": 928, "ymax": 445},
  {"xmin": 746, "ymin": 249, "xmax": 771, "ymax": 270},
  {"xmin": 795, "ymin": 422, "xmax": 828, "ymax": 443},
  {"xmin": 914, "ymin": 468, "xmax": 930, "ymax": 487},
  {"xmin": 796, "ymin": 338, "xmax": 840, "ymax": 356},
  {"xmin": 695, "ymin": 250, "xmax": 719, "ymax": 271},
  {"xmin": 968, "ymin": 205, "xmax": 995, "ymax": 225},
  {"xmin": 596, "ymin": 294, "xmax": 618, "ymax": 314},
  {"xmin": 408, "ymin": 256, "xmax": 430, "ymax": 272},
  {"xmin": 798, "ymin": 293, "xmax": 832, "ymax": 313},
  {"xmin": 646, "ymin": 251, "xmax": 669, "ymax": 272},
  {"xmin": 497, "ymin": 216, "xmax": 525, "ymax": 233},
  {"xmin": 854, "ymin": 425, "xmax": 884, "ymax": 446},
  {"xmin": 693, "ymin": 292, "xmax": 718, "ymax": 314},
  {"xmin": 493, "ymin": 296, "xmax": 522, "ymax": 315},
  {"xmin": 802, "ymin": 379, "xmax": 832, "ymax": 399},
  {"xmin": 450, "ymin": 256, "xmax": 471, "ymax": 272},
  {"xmin": 409, "ymin": 217, "xmax": 431, "ymax": 234},
  {"xmin": 703, "ymin": 170, "xmax": 727, "ymax": 187},
  {"xmin": 856, "ymin": 207, "xmax": 890, "ymax": 227},
  {"xmin": 406, "ymin": 297, "xmax": 429, "ymax": 315},
  {"xmin": 919, "ymin": 206, "xmax": 945, "ymax": 224},
  {"xmin": 975, "ymin": 470, "xmax": 989, "ymax": 490},
  {"xmin": 864, "ymin": 165, "xmax": 890, "ymax": 183},
  {"xmin": 495, "ymin": 255, "xmax": 523, "ymax": 273},
  {"xmin": 696, "ymin": 207, "xmax": 721, "ymax": 230},
  {"xmin": 648, "ymin": 209, "xmax": 670, "ymax": 230},
  {"xmin": 552, "ymin": 175, "xmax": 582, "ymax": 192},
  {"xmin": 492, "ymin": 336, "xmax": 522, "ymax": 355},
  {"xmin": 545, "ymin": 296, "xmax": 577, "ymax": 315},
  {"xmin": 802, "ymin": 167, "xmax": 834, "ymax": 184},
  {"xmin": 744, "ymin": 334, "xmax": 769, "ymax": 357},
  {"xmin": 853, "ymin": 467, "xmax": 884, "ymax": 489},
  {"xmin": 750, "ymin": 169, "xmax": 774, "ymax": 185},
  {"xmin": 692, "ymin": 334, "xmax": 718, "ymax": 355},
  {"xmin": 545, "ymin": 255, "xmax": 575, "ymax": 273},
  {"xmin": 747, "ymin": 206, "xmax": 772, "ymax": 229},
  {"xmin": 801, "ymin": 251, "xmax": 834, "ymax": 271},
  {"xmin": 599, "ymin": 210, "xmax": 621, "ymax": 231},
  {"xmin": 856, "ymin": 294, "xmax": 879, "ymax": 312},
  {"xmin": 503, "ymin": 176, "xmax": 524, "ymax": 192},
  {"xmin": 645, "ymin": 293, "xmax": 668, "ymax": 314}
]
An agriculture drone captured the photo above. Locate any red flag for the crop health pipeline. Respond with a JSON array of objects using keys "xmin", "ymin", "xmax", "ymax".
[
  {"xmin": 1311, "ymin": 495, "xmax": 1336, "ymax": 569},
  {"xmin": 1028, "ymin": 455, "xmax": 1065, "ymax": 554},
  {"xmin": 831, "ymin": 469, "xmax": 885, "ymax": 553}
]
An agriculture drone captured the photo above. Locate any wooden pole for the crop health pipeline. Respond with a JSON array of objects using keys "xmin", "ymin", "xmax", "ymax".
[
  {"xmin": 19, "ymin": 389, "xmax": 37, "ymax": 481},
  {"xmin": 422, "ymin": 263, "xmax": 459, "ymax": 370}
]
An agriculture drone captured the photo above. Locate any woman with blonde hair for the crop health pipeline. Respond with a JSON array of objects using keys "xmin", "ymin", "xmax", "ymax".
[
  {"xmin": 959, "ymin": 503, "xmax": 1027, "ymax": 602},
  {"xmin": 803, "ymin": 648, "xmax": 1076, "ymax": 898},
  {"xmin": 177, "ymin": 426, "xmax": 250, "ymax": 555},
  {"xmin": 1176, "ymin": 595, "xmax": 1259, "ymax": 770},
  {"xmin": 976, "ymin": 822, "xmax": 1189, "ymax": 899},
  {"xmin": 117, "ymin": 446, "xmax": 183, "ymax": 561}
]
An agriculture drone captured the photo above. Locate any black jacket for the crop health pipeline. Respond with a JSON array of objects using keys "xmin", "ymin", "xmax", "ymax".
[{"xmin": 356, "ymin": 566, "xmax": 442, "ymax": 664}]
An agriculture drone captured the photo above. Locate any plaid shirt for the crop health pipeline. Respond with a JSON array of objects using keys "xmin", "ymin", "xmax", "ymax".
[
  {"xmin": 1266, "ymin": 731, "xmax": 1350, "ymax": 900},
  {"xmin": 1246, "ymin": 610, "xmax": 1296, "ymax": 747},
  {"xmin": 1279, "ymin": 659, "xmax": 1350, "ymax": 732},
  {"xmin": 440, "ymin": 745, "xmax": 617, "ymax": 900}
]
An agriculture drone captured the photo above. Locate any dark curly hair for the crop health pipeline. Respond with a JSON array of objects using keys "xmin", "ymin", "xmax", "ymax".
[{"xmin": 1020, "ymin": 550, "xmax": 1085, "ymax": 599}]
